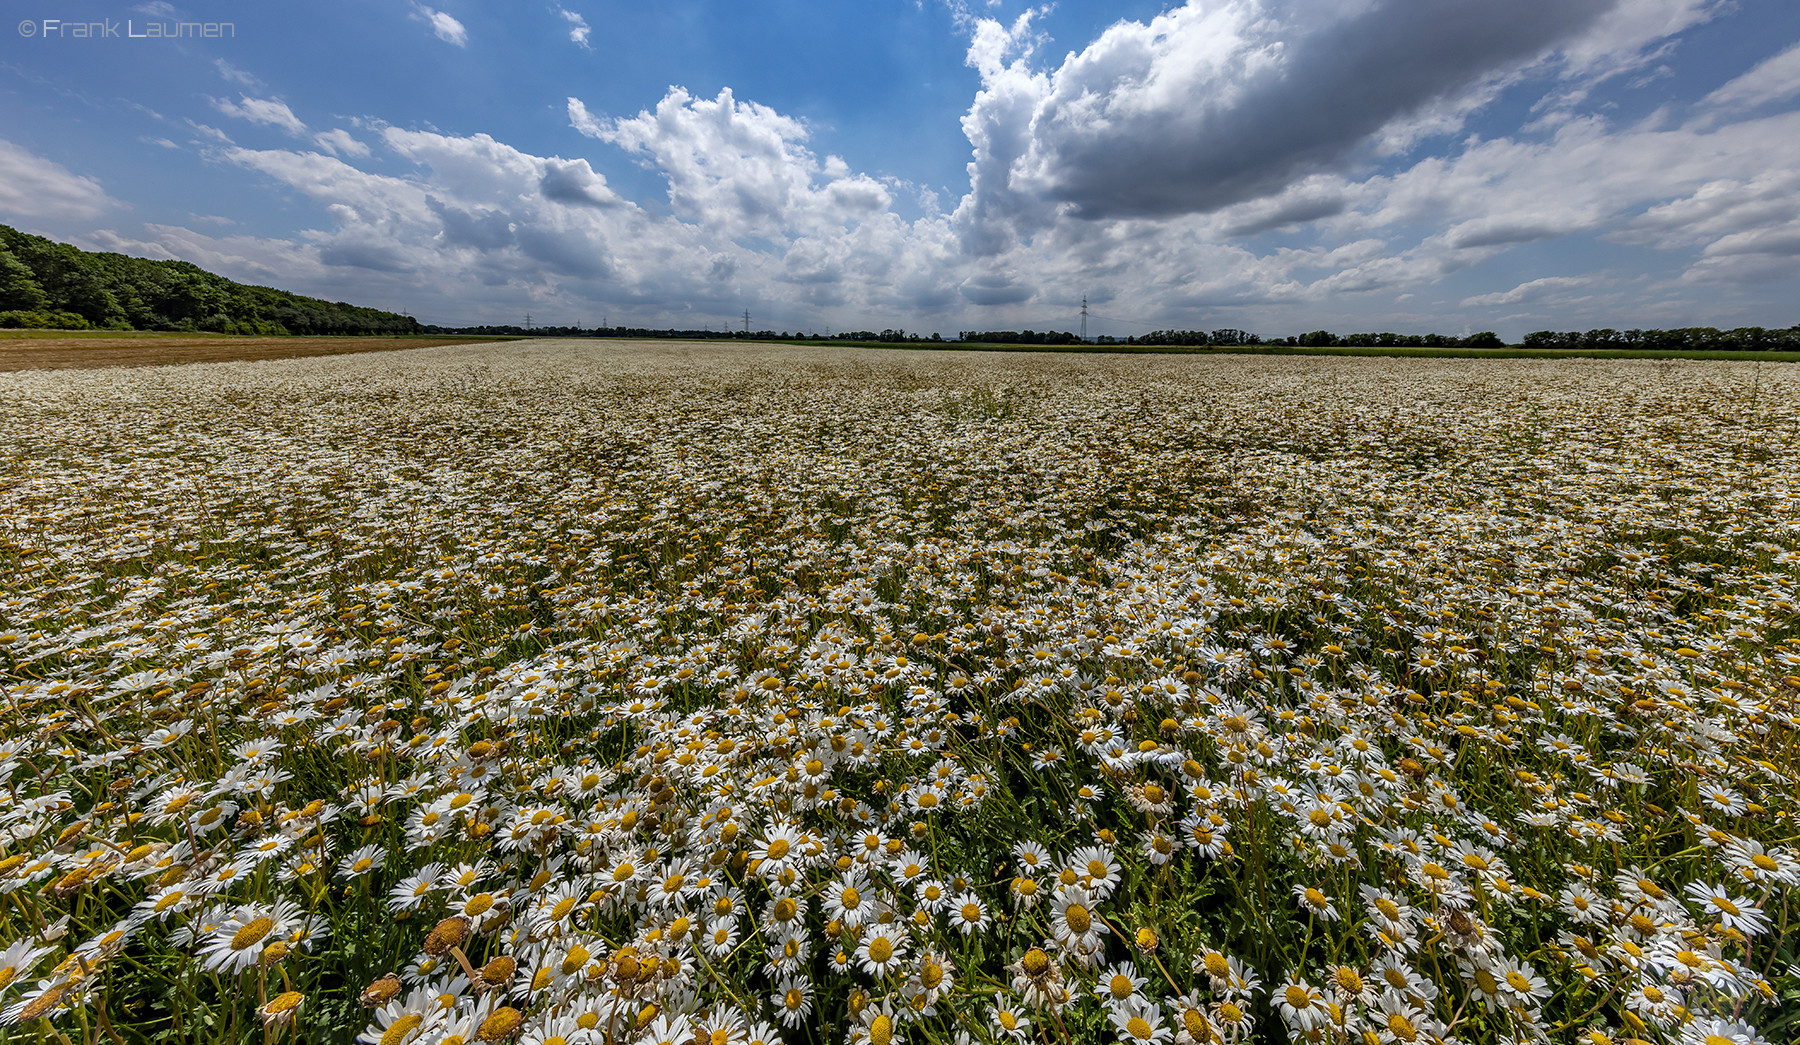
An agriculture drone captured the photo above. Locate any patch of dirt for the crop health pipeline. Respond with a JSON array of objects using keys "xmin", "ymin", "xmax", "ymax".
[{"xmin": 0, "ymin": 336, "xmax": 509, "ymax": 372}]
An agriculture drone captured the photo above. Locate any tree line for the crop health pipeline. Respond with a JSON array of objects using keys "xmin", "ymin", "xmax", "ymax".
[
  {"xmin": 428, "ymin": 323, "xmax": 1800, "ymax": 350},
  {"xmin": 1517, "ymin": 326, "xmax": 1800, "ymax": 351},
  {"xmin": 1033, "ymin": 326, "xmax": 1798, "ymax": 350},
  {"xmin": 0, "ymin": 225, "xmax": 422, "ymax": 335},
  {"xmin": 1127, "ymin": 328, "xmax": 1505, "ymax": 347}
]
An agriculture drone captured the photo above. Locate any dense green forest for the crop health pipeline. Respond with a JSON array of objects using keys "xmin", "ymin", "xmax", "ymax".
[{"xmin": 0, "ymin": 225, "xmax": 421, "ymax": 335}]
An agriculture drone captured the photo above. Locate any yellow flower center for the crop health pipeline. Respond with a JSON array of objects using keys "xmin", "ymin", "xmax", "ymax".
[
  {"xmin": 380, "ymin": 1014, "xmax": 424, "ymax": 1045},
  {"xmin": 1064, "ymin": 903, "xmax": 1091, "ymax": 934},
  {"xmin": 232, "ymin": 916, "xmax": 275, "ymax": 951}
]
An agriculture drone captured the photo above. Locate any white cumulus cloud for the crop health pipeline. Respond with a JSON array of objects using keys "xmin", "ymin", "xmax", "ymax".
[
  {"xmin": 0, "ymin": 139, "xmax": 121, "ymax": 222},
  {"xmin": 559, "ymin": 8, "xmax": 591, "ymax": 49},
  {"xmin": 1461, "ymin": 276, "xmax": 1600, "ymax": 308},
  {"xmin": 412, "ymin": 4, "xmax": 468, "ymax": 48},
  {"xmin": 211, "ymin": 96, "xmax": 307, "ymax": 136},
  {"xmin": 214, "ymin": 59, "xmax": 262, "ymax": 89},
  {"xmin": 1703, "ymin": 42, "xmax": 1800, "ymax": 112},
  {"xmin": 313, "ymin": 129, "xmax": 372, "ymax": 158},
  {"xmin": 572, "ymin": 88, "xmax": 893, "ymax": 240}
]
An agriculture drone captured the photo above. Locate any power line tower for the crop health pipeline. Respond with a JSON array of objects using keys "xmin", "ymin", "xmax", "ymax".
[
  {"xmin": 524, "ymin": 311, "xmax": 532, "ymax": 331},
  {"xmin": 1080, "ymin": 294, "xmax": 1089, "ymax": 342},
  {"xmin": 742, "ymin": 308, "xmax": 751, "ymax": 335}
]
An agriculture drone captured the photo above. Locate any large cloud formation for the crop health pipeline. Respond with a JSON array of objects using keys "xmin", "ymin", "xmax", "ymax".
[
  {"xmin": 70, "ymin": 0, "xmax": 1800, "ymax": 330},
  {"xmin": 956, "ymin": 0, "xmax": 1613, "ymax": 232}
]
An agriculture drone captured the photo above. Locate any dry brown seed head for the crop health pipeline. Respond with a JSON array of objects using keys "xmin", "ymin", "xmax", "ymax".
[
  {"xmin": 423, "ymin": 916, "xmax": 470, "ymax": 957},
  {"xmin": 20, "ymin": 982, "xmax": 73, "ymax": 1023},
  {"xmin": 360, "ymin": 973, "xmax": 402, "ymax": 1008},
  {"xmin": 613, "ymin": 951, "xmax": 641, "ymax": 983}
]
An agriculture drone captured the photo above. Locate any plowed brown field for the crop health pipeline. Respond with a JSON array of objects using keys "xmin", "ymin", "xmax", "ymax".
[{"xmin": 0, "ymin": 334, "xmax": 509, "ymax": 371}]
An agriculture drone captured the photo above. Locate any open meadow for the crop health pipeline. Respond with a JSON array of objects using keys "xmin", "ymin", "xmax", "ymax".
[{"xmin": 0, "ymin": 340, "xmax": 1796, "ymax": 1045}]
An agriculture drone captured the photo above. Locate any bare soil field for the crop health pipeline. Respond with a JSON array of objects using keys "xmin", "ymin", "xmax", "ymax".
[{"xmin": 0, "ymin": 334, "xmax": 508, "ymax": 372}]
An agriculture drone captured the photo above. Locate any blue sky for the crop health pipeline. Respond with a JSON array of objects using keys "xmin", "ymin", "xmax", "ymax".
[{"xmin": 3, "ymin": 0, "xmax": 1799, "ymax": 338}]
